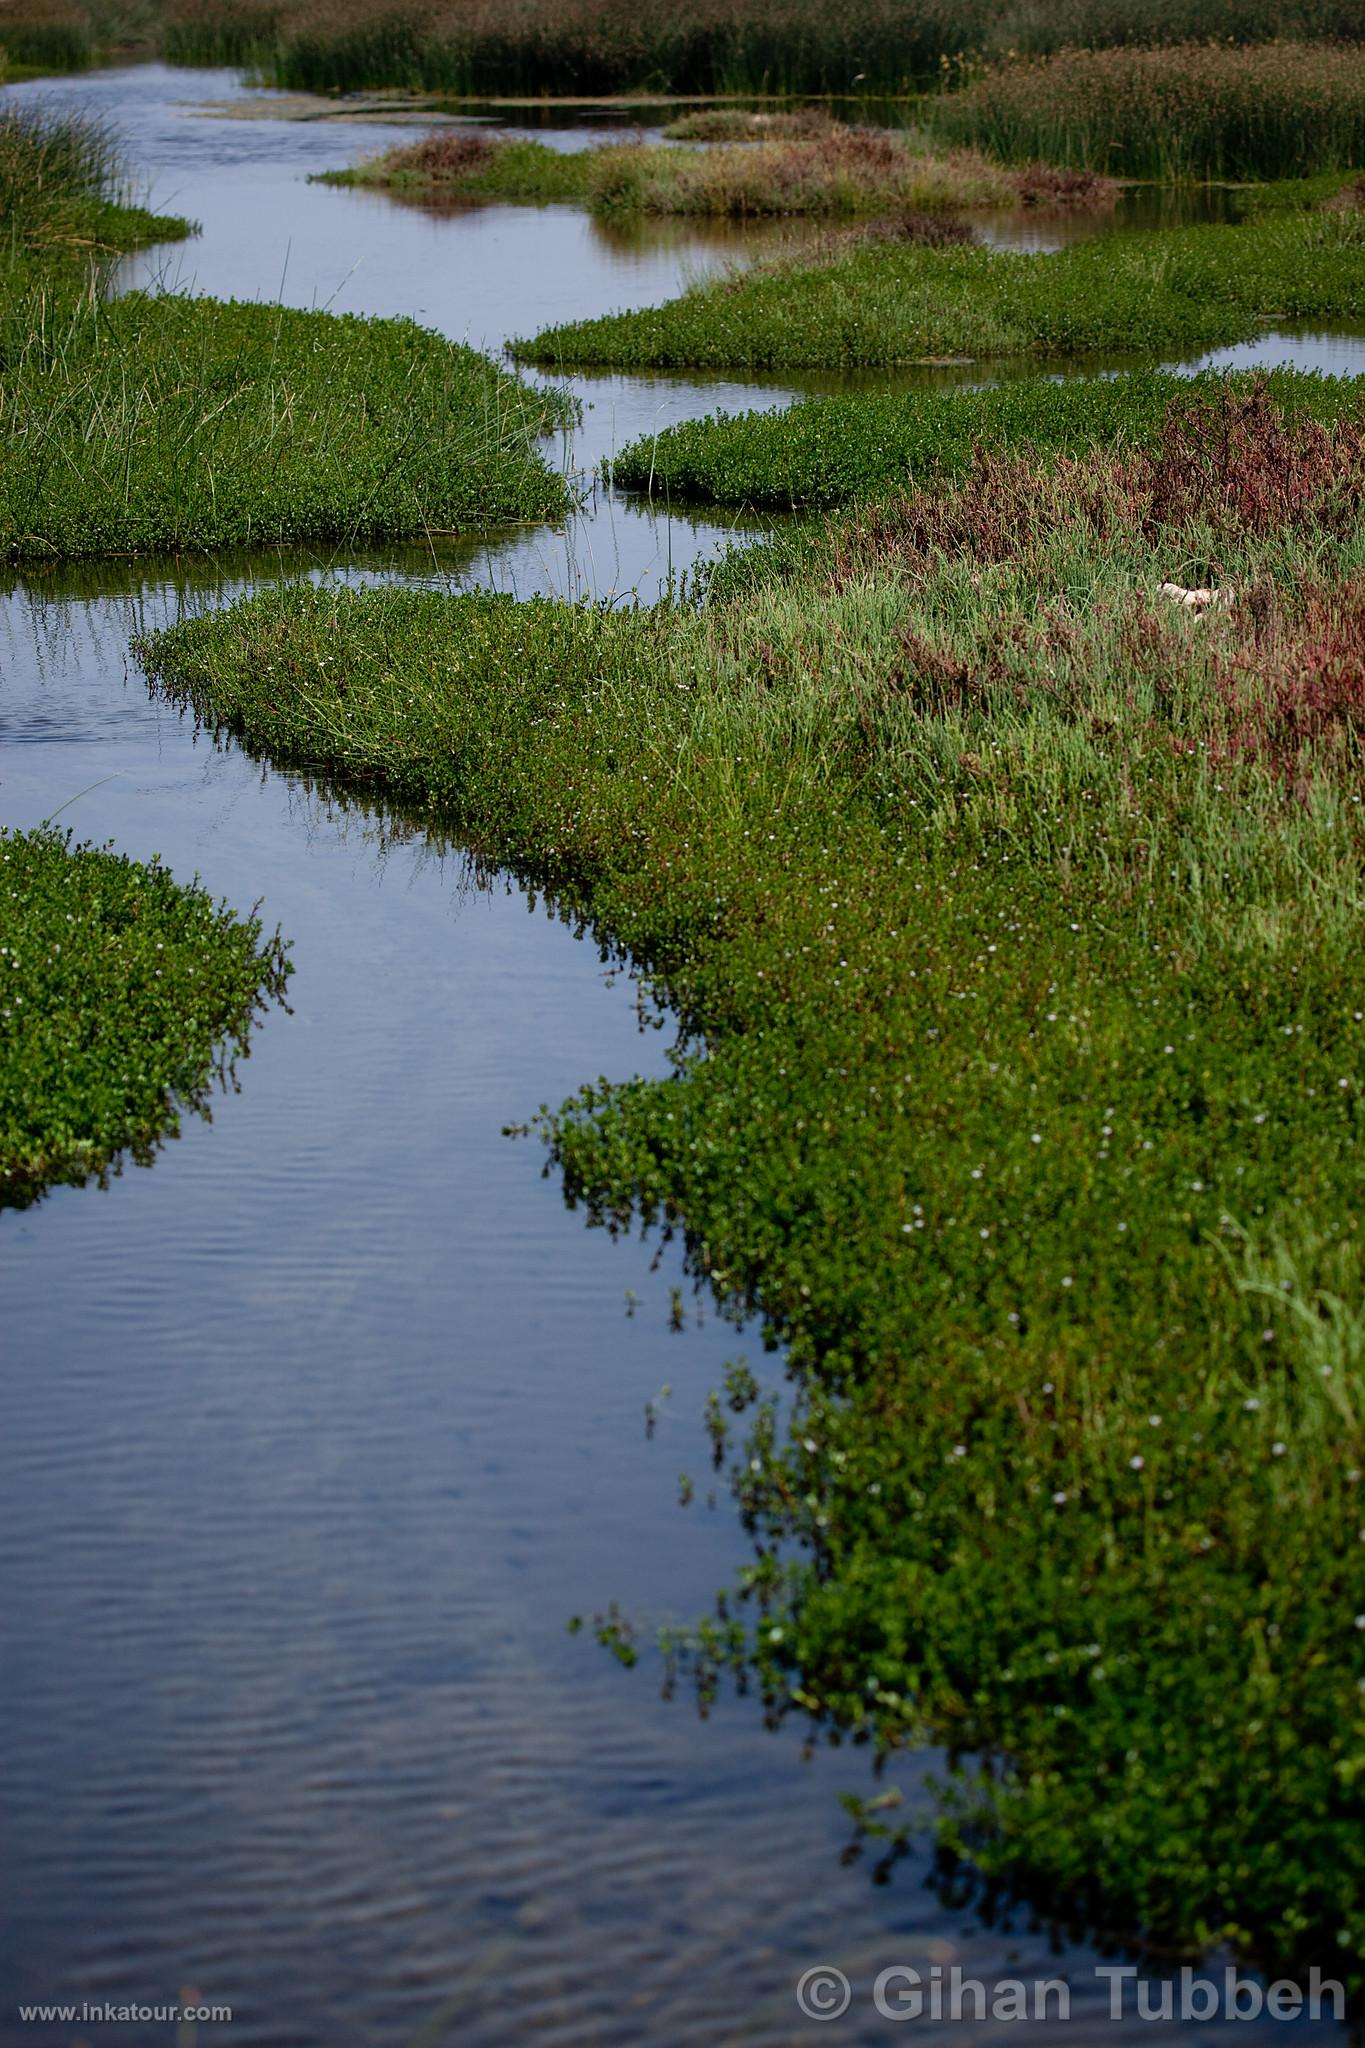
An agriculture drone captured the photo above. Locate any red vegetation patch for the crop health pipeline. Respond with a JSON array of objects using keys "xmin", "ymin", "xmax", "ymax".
[
  {"xmin": 1136, "ymin": 379, "xmax": 1365, "ymax": 548},
  {"xmin": 381, "ymin": 129, "xmax": 496, "ymax": 179},
  {"xmin": 1214, "ymin": 576, "xmax": 1365, "ymax": 786},
  {"xmin": 1010, "ymin": 161, "xmax": 1114, "ymax": 208}
]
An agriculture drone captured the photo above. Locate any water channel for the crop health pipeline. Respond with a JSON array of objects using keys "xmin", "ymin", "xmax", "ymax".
[{"xmin": 2, "ymin": 64, "xmax": 1362, "ymax": 2045}]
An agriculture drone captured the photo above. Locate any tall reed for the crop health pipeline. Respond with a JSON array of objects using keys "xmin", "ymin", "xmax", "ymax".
[
  {"xmin": 161, "ymin": 0, "xmax": 1365, "ymax": 95},
  {"xmin": 930, "ymin": 40, "xmax": 1365, "ymax": 180}
]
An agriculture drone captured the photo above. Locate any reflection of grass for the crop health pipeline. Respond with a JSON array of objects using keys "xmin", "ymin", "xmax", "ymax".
[
  {"xmin": 321, "ymin": 125, "xmax": 1114, "ymax": 219},
  {"xmin": 514, "ymin": 209, "xmax": 1365, "ymax": 368},
  {"xmin": 609, "ymin": 366, "xmax": 1365, "ymax": 507},
  {"xmin": 0, "ymin": 826, "xmax": 292, "ymax": 1208},
  {"xmin": 930, "ymin": 41, "xmax": 1365, "ymax": 182},
  {"xmin": 0, "ymin": 293, "xmax": 572, "ymax": 560},
  {"xmin": 139, "ymin": 380, "xmax": 1365, "ymax": 1984}
]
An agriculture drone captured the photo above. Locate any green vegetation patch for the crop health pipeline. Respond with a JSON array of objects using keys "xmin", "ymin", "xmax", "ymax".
[
  {"xmin": 0, "ymin": 293, "xmax": 572, "ymax": 560},
  {"xmin": 138, "ymin": 382, "xmax": 1365, "ymax": 1981},
  {"xmin": 322, "ymin": 124, "xmax": 1113, "ymax": 218},
  {"xmin": 611, "ymin": 366, "xmax": 1365, "ymax": 507},
  {"xmin": 514, "ymin": 209, "xmax": 1365, "ymax": 369},
  {"xmin": 0, "ymin": 827, "xmax": 291, "ymax": 1208},
  {"xmin": 0, "ymin": 101, "xmax": 190, "ymax": 266},
  {"xmin": 929, "ymin": 40, "xmax": 1365, "ymax": 182}
]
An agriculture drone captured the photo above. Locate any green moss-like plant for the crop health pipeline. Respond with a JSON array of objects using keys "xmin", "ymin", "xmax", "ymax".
[{"xmin": 0, "ymin": 827, "xmax": 292, "ymax": 1208}]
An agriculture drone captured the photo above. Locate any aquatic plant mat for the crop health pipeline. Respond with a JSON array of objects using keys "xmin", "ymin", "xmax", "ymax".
[
  {"xmin": 140, "ymin": 380, "xmax": 1365, "ymax": 1983},
  {"xmin": 0, "ymin": 827, "xmax": 292, "ymax": 1207},
  {"xmin": 0, "ymin": 294, "xmax": 571, "ymax": 560},
  {"xmin": 514, "ymin": 208, "xmax": 1365, "ymax": 369}
]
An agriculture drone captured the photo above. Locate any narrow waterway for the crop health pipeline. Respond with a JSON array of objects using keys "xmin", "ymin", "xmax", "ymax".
[{"xmin": 1, "ymin": 66, "xmax": 1360, "ymax": 2047}]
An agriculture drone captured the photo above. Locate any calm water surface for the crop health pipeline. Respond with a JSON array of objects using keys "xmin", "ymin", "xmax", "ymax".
[{"xmin": 0, "ymin": 65, "xmax": 1358, "ymax": 2046}]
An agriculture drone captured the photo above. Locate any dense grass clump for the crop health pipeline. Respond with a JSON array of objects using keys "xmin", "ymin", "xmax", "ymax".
[
  {"xmin": 930, "ymin": 40, "xmax": 1365, "ymax": 181},
  {"xmin": 610, "ymin": 366, "xmax": 1365, "ymax": 506},
  {"xmin": 158, "ymin": 0, "xmax": 1365, "ymax": 96},
  {"xmin": 0, "ymin": 101, "xmax": 189, "ymax": 259},
  {"xmin": 0, "ymin": 292, "xmax": 572, "ymax": 560},
  {"xmin": 0, "ymin": 827, "xmax": 291, "ymax": 1208},
  {"xmin": 514, "ymin": 209, "xmax": 1365, "ymax": 368},
  {"xmin": 323, "ymin": 126, "xmax": 1113, "ymax": 218},
  {"xmin": 139, "ymin": 382, "xmax": 1365, "ymax": 1983}
]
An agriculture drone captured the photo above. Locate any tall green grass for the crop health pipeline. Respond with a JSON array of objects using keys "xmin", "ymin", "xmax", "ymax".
[
  {"xmin": 930, "ymin": 41, "xmax": 1365, "ymax": 180},
  {"xmin": 136, "ymin": 383, "xmax": 1365, "ymax": 1980},
  {"xmin": 162, "ymin": 0, "xmax": 1365, "ymax": 96},
  {"xmin": 0, "ymin": 101, "xmax": 186, "ymax": 258},
  {"xmin": 0, "ymin": 826, "xmax": 291, "ymax": 1207},
  {"xmin": 514, "ymin": 209, "xmax": 1365, "ymax": 369},
  {"xmin": 609, "ymin": 366, "xmax": 1365, "ymax": 506},
  {"xmin": 0, "ymin": 290, "xmax": 573, "ymax": 559}
]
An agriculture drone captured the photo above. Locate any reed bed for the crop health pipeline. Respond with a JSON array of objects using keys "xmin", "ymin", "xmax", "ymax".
[
  {"xmin": 327, "ymin": 125, "xmax": 1115, "ymax": 217},
  {"xmin": 0, "ymin": 826, "xmax": 291, "ymax": 1208},
  {"xmin": 931, "ymin": 40, "xmax": 1365, "ymax": 181},
  {"xmin": 0, "ymin": 0, "xmax": 96, "ymax": 71},
  {"xmin": 0, "ymin": 291, "xmax": 572, "ymax": 559},
  {"xmin": 514, "ymin": 210, "xmax": 1365, "ymax": 368},
  {"xmin": 138, "ymin": 381, "xmax": 1365, "ymax": 1984},
  {"xmin": 156, "ymin": 0, "xmax": 1365, "ymax": 95}
]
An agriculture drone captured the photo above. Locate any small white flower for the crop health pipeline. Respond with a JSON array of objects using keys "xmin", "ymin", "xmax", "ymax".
[{"xmin": 1130, "ymin": 1455, "xmax": 1145, "ymax": 1471}]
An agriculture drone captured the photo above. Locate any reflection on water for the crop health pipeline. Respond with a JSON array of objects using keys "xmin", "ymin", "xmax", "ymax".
[{"xmin": 0, "ymin": 62, "xmax": 1360, "ymax": 2048}]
